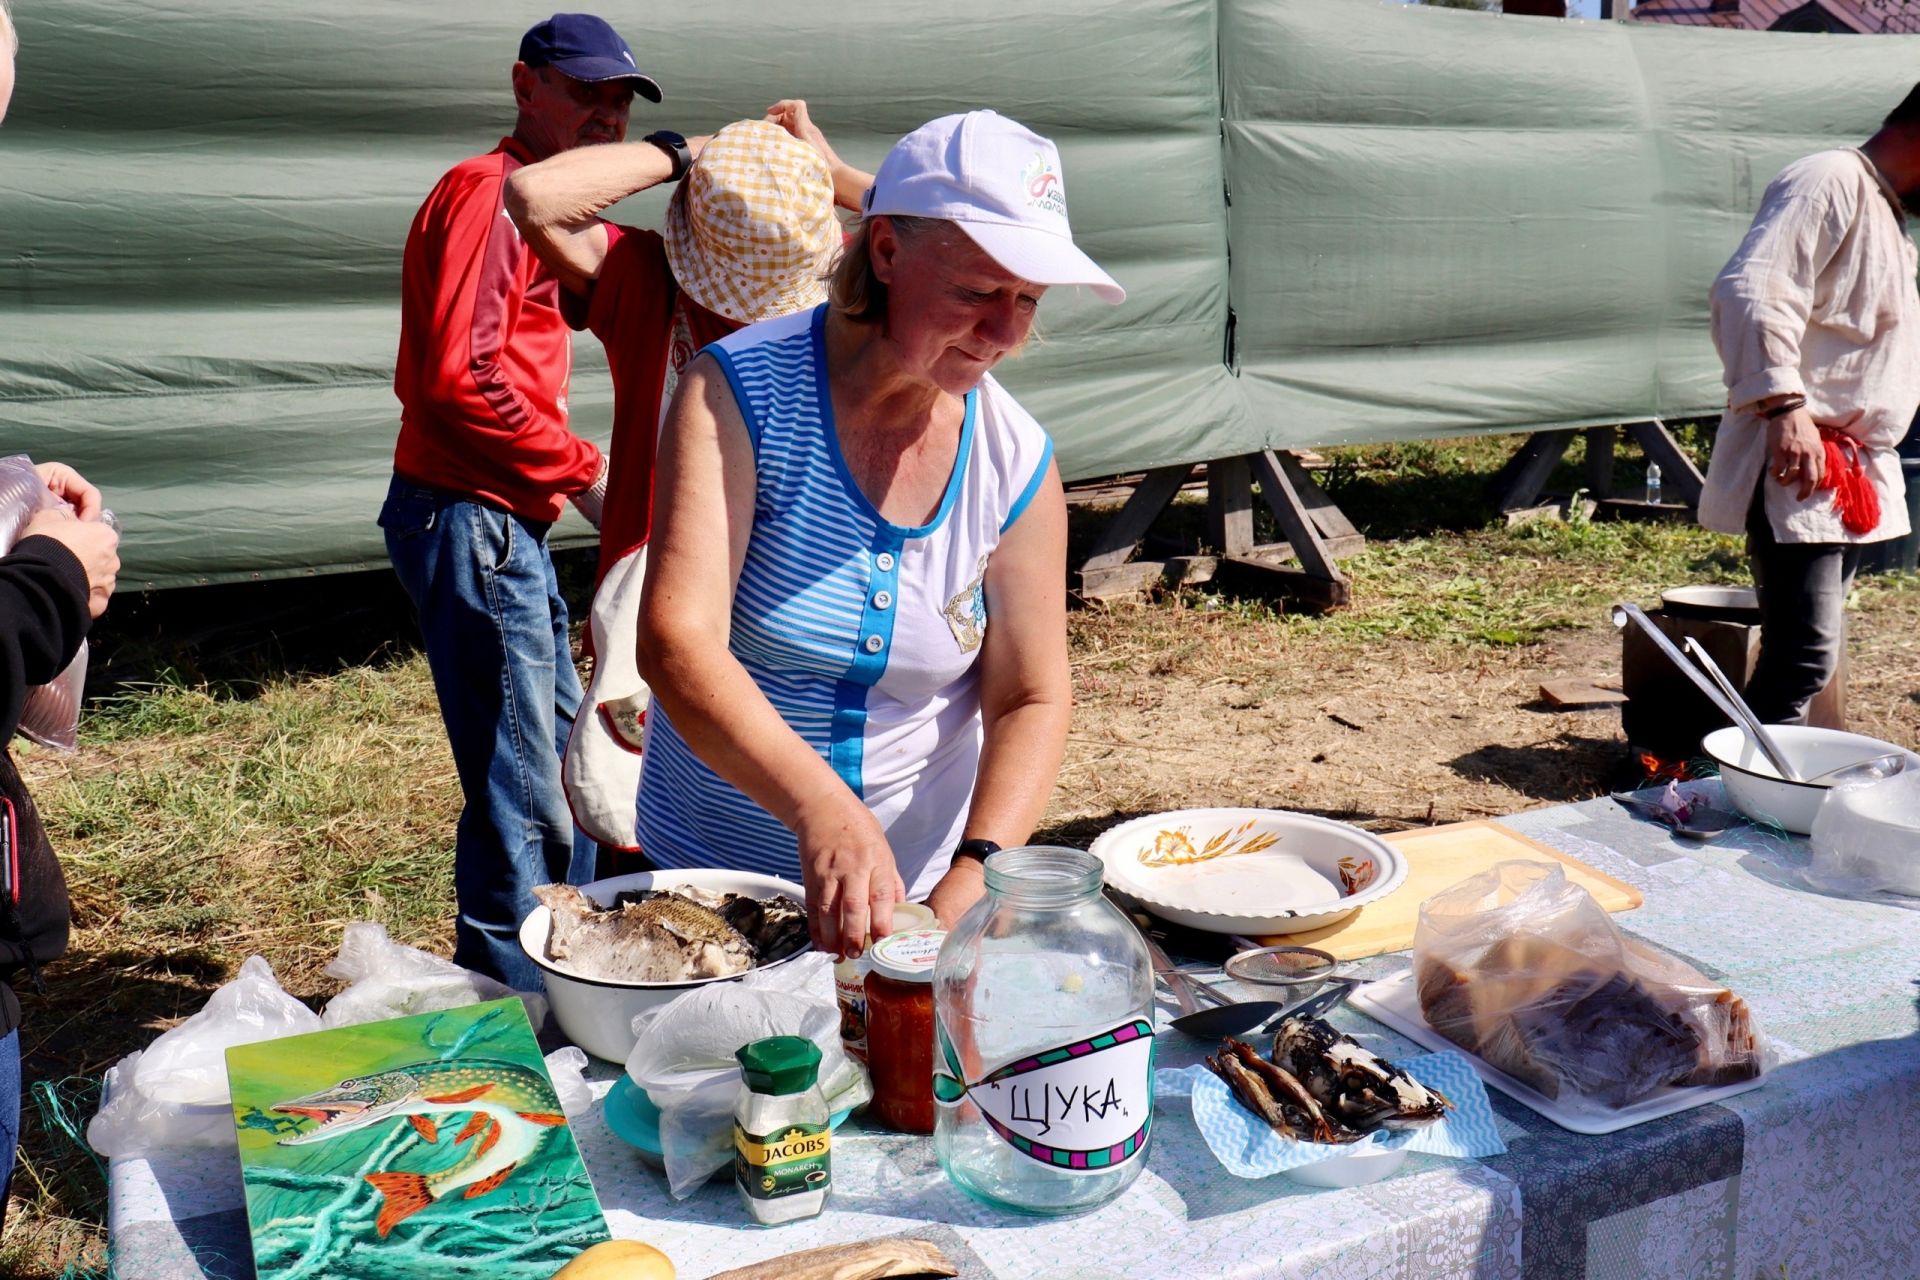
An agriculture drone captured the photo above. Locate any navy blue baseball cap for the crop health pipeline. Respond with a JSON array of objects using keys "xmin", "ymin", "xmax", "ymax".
[{"xmin": 518, "ymin": 14, "xmax": 663, "ymax": 103}]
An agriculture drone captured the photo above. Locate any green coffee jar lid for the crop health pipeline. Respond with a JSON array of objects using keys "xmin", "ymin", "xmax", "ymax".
[{"xmin": 735, "ymin": 1035, "xmax": 823, "ymax": 1095}]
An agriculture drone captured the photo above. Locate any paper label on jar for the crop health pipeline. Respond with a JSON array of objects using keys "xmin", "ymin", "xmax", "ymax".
[
  {"xmin": 934, "ymin": 1018, "xmax": 1155, "ymax": 1174},
  {"xmin": 734, "ymin": 1123, "xmax": 831, "ymax": 1200}
]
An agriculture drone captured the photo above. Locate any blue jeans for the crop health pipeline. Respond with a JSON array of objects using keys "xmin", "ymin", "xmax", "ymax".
[
  {"xmin": 0, "ymin": 1029, "xmax": 18, "ymax": 1219},
  {"xmin": 380, "ymin": 476, "xmax": 594, "ymax": 991},
  {"xmin": 1746, "ymin": 491, "xmax": 1861, "ymax": 725}
]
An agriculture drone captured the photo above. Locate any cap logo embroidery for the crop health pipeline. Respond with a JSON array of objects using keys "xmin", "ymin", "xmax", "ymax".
[{"xmin": 1022, "ymin": 153, "xmax": 1067, "ymax": 220}]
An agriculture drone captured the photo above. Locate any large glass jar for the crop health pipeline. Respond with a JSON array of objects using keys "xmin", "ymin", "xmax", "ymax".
[{"xmin": 932, "ymin": 847, "xmax": 1155, "ymax": 1215}]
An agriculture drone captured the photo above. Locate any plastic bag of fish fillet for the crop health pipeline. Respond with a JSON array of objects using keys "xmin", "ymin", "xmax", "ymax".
[
  {"xmin": 1412, "ymin": 860, "xmax": 1773, "ymax": 1109},
  {"xmin": 625, "ymin": 952, "xmax": 871, "ymax": 1199}
]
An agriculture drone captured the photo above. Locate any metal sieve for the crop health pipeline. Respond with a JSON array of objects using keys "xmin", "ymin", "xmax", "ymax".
[{"xmin": 1225, "ymin": 945, "xmax": 1342, "ymax": 996}]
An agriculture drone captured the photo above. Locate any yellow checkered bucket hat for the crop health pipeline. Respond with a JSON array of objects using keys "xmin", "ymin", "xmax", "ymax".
[{"xmin": 665, "ymin": 119, "xmax": 838, "ymax": 325}]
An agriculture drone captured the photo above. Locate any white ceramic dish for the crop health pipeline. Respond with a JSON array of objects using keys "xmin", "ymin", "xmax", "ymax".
[
  {"xmin": 517, "ymin": 868, "xmax": 810, "ymax": 1063},
  {"xmin": 1088, "ymin": 807, "xmax": 1408, "ymax": 936},
  {"xmin": 1350, "ymin": 971, "xmax": 1766, "ymax": 1136},
  {"xmin": 1701, "ymin": 725, "xmax": 1919, "ymax": 836},
  {"xmin": 1282, "ymin": 1141, "xmax": 1410, "ymax": 1187}
]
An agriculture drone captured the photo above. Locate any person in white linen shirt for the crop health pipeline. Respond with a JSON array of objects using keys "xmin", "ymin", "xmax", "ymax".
[{"xmin": 1700, "ymin": 85, "xmax": 1920, "ymax": 724}]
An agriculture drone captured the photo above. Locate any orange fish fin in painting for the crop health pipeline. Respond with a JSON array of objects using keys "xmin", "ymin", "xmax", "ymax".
[
  {"xmin": 462, "ymin": 1163, "xmax": 517, "ymax": 1199},
  {"xmin": 474, "ymin": 1118, "xmax": 502, "ymax": 1157},
  {"xmin": 364, "ymin": 1171, "xmax": 434, "ymax": 1238},
  {"xmin": 408, "ymin": 1115, "xmax": 438, "ymax": 1143},
  {"xmin": 455, "ymin": 1112, "xmax": 490, "ymax": 1144},
  {"xmin": 516, "ymin": 1111, "xmax": 567, "ymax": 1127},
  {"xmin": 423, "ymin": 1083, "xmax": 494, "ymax": 1104}
]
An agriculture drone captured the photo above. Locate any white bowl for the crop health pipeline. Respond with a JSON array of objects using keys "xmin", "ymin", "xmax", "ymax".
[
  {"xmin": 1282, "ymin": 1141, "xmax": 1410, "ymax": 1188},
  {"xmin": 517, "ymin": 868, "xmax": 810, "ymax": 1063},
  {"xmin": 1088, "ymin": 807, "xmax": 1408, "ymax": 935},
  {"xmin": 1701, "ymin": 726, "xmax": 1920, "ymax": 836}
]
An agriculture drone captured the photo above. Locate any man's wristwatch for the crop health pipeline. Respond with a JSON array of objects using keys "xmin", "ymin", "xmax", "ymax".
[
  {"xmin": 952, "ymin": 838, "xmax": 1001, "ymax": 869},
  {"xmin": 642, "ymin": 130, "xmax": 692, "ymax": 182}
]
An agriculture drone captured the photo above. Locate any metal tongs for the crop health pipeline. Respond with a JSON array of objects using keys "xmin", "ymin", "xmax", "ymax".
[{"xmin": 1610, "ymin": 602, "xmax": 1801, "ymax": 782}]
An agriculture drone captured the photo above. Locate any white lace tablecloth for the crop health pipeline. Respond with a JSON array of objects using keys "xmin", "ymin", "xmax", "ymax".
[{"xmin": 107, "ymin": 781, "xmax": 1920, "ymax": 1280}]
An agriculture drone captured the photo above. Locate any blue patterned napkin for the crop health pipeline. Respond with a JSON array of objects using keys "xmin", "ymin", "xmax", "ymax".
[{"xmin": 1155, "ymin": 1050, "xmax": 1505, "ymax": 1178}]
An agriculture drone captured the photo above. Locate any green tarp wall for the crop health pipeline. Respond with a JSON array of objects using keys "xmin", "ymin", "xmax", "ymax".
[{"xmin": 0, "ymin": 0, "xmax": 1914, "ymax": 586}]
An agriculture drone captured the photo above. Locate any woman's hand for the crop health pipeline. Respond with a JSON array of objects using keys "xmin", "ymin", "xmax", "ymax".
[
  {"xmin": 1767, "ymin": 406, "xmax": 1826, "ymax": 501},
  {"xmin": 764, "ymin": 98, "xmax": 872, "ymax": 212},
  {"xmin": 925, "ymin": 859, "xmax": 987, "ymax": 930},
  {"xmin": 34, "ymin": 461, "xmax": 103, "ymax": 521},
  {"xmin": 793, "ymin": 792, "xmax": 905, "ymax": 959},
  {"xmin": 20, "ymin": 507, "xmax": 119, "ymax": 617}
]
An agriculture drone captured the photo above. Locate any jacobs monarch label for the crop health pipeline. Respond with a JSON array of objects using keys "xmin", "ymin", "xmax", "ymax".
[
  {"xmin": 733, "ymin": 1123, "xmax": 832, "ymax": 1200},
  {"xmin": 934, "ymin": 1018, "xmax": 1156, "ymax": 1174}
]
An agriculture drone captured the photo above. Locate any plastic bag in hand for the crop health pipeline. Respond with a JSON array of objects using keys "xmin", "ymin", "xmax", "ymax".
[
  {"xmin": 319, "ymin": 920, "xmax": 548, "ymax": 1031},
  {"xmin": 623, "ymin": 952, "xmax": 870, "ymax": 1198},
  {"xmin": 1412, "ymin": 860, "xmax": 1769, "ymax": 1109},
  {"xmin": 0, "ymin": 454, "xmax": 85, "ymax": 752},
  {"xmin": 87, "ymin": 956, "xmax": 323, "ymax": 1157},
  {"xmin": 1807, "ymin": 771, "xmax": 1920, "ymax": 898}
]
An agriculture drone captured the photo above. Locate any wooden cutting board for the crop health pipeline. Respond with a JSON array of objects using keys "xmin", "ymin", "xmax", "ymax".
[{"xmin": 1252, "ymin": 819, "xmax": 1642, "ymax": 960}]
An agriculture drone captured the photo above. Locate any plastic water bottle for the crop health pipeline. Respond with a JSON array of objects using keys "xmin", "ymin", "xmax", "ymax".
[{"xmin": 1645, "ymin": 461, "xmax": 1663, "ymax": 505}]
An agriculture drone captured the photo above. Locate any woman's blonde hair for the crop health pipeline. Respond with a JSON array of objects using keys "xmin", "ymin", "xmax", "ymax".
[{"xmin": 828, "ymin": 214, "xmax": 945, "ymax": 323}]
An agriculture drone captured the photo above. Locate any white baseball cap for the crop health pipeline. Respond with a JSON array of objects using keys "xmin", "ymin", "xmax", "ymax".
[{"xmin": 863, "ymin": 110, "xmax": 1125, "ymax": 305}]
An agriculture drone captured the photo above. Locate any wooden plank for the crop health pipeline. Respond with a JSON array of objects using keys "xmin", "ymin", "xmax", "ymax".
[
  {"xmin": 1077, "ymin": 554, "xmax": 1224, "ymax": 600},
  {"xmin": 1217, "ymin": 556, "xmax": 1352, "ymax": 612},
  {"xmin": 1250, "ymin": 449, "xmax": 1344, "ymax": 583},
  {"xmin": 1205, "ymin": 455, "xmax": 1256, "ymax": 555},
  {"xmin": 1271, "ymin": 449, "xmax": 1364, "ymax": 542},
  {"xmin": 1584, "ymin": 426, "xmax": 1617, "ymax": 498},
  {"xmin": 1487, "ymin": 429, "xmax": 1577, "ymax": 512},
  {"xmin": 1539, "ymin": 678, "xmax": 1627, "ymax": 708},
  {"xmin": 1079, "ymin": 463, "xmax": 1195, "ymax": 571},
  {"xmin": 1626, "ymin": 420, "xmax": 1706, "ymax": 505},
  {"xmin": 1251, "ymin": 820, "xmax": 1642, "ymax": 960}
]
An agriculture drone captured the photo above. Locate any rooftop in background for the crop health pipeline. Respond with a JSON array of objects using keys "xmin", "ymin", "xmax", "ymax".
[{"xmin": 1628, "ymin": 0, "xmax": 1920, "ymax": 31}]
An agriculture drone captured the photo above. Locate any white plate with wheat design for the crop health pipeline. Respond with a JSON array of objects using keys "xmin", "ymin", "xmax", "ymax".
[{"xmin": 1088, "ymin": 807, "xmax": 1407, "ymax": 935}]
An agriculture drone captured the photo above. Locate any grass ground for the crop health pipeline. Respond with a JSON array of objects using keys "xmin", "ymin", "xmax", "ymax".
[{"xmin": 4, "ymin": 433, "xmax": 1917, "ymax": 1277}]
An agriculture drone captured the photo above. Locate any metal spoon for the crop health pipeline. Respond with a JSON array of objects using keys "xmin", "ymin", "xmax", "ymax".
[
  {"xmin": 1610, "ymin": 603, "xmax": 1801, "ymax": 781},
  {"xmin": 1610, "ymin": 791, "xmax": 1738, "ymax": 840},
  {"xmin": 1803, "ymin": 752, "xmax": 1907, "ymax": 787},
  {"xmin": 1682, "ymin": 637, "xmax": 1804, "ymax": 783}
]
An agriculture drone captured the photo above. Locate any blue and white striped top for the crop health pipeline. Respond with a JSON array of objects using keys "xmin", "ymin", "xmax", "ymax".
[{"xmin": 635, "ymin": 305, "xmax": 1055, "ymax": 896}]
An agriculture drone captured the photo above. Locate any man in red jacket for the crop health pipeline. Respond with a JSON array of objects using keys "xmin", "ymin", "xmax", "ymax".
[{"xmin": 380, "ymin": 13, "xmax": 685, "ymax": 989}]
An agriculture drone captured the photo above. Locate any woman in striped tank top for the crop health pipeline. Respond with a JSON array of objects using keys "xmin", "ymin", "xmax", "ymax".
[{"xmin": 635, "ymin": 111, "xmax": 1124, "ymax": 957}]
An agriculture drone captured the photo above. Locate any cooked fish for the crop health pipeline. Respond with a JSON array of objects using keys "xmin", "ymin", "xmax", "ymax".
[{"xmin": 536, "ymin": 884, "xmax": 754, "ymax": 983}]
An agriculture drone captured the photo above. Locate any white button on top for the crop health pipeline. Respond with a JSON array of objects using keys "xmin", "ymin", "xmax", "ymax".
[
  {"xmin": 872, "ymin": 591, "xmax": 893, "ymax": 610},
  {"xmin": 863, "ymin": 635, "xmax": 884, "ymax": 654},
  {"xmin": 875, "ymin": 552, "xmax": 896, "ymax": 571}
]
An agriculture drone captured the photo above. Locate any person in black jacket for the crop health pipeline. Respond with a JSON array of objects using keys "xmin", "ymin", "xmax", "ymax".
[{"xmin": 0, "ymin": 456, "xmax": 119, "ymax": 1214}]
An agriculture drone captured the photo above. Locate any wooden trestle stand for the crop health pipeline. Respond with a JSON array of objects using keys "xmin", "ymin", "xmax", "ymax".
[
  {"xmin": 1073, "ymin": 450, "xmax": 1363, "ymax": 612},
  {"xmin": 1487, "ymin": 422, "xmax": 1705, "ymax": 518}
]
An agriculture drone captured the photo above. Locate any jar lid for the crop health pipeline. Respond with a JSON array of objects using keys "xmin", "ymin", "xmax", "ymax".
[
  {"xmin": 867, "ymin": 929, "xmax": 945, "ymax": 984},
  {"xmin": 892, "ymin": 901, "xmax": 937, "ymax": 932},
  {"xmin": 735, "ymin": 1035, "xmax": 822, "ymax": 1095}
]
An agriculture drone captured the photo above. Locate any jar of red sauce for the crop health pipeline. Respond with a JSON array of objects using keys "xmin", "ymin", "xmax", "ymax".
[{"xmin": 864, "ymin": 929, "xmax": 945, "ymax": 1134}]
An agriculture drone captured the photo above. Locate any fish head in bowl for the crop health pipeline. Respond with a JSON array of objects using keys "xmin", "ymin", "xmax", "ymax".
[
  {"xmin": 517, "ymin": 868, "xmax": 811, "ymax": 1063},
  {"xmin": 1089, "ymin": 808, "xmax": 1407, "ymax": 936}
]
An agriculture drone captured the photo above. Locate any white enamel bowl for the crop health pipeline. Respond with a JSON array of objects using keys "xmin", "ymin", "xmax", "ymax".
[
  {"xmin": 1088, "ymin": 807, "xmax": 1408, "ymax": 936},
  {"xmin": 517, "ymin": 868, "xmax": 810, "ymax": 1063},
  {"xmin": 1701, "ymin": 726, "xmax": 1919, "ymax": 836}
]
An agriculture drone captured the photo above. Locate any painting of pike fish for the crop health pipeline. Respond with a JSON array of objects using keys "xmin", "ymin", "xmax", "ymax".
[{"xmin": 226, "ymin": 998, "xmax": 608, "ymax": 1279}]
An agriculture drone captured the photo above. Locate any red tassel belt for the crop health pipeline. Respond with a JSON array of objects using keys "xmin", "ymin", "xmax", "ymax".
[{"xmin": 1816, "ymin": 426, "xmax": 1881, "ymax": 535}]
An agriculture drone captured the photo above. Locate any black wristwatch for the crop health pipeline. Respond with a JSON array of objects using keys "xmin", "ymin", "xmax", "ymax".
[
  {"xmin": 952, "ymin": 838, "xmax": 1002, "ymax": 869},
  {"xmin": 642, "ymin": 130, "xmax": 692, "ymax": 182}
]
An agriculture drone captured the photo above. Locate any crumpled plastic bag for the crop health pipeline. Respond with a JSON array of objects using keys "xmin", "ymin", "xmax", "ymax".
[
  {"xmin": 0, "ymin": 453, "xmax": 87, "ymax": 752},
  {"xmin": 320, "ymin": 921, "xmax": 548, "ymax": 1032},
  {"xmin": 623, "ymin": 952, "xmax": 869, "ymax": 1199},
  {"xmin": 88, "ymin": 956, "xmax": 322, "ymax": 1156},
  {"xmin": 545, "ymin": 1046, "xmax": 594, "ymax": 1119},
  {"xmin": 1807, "ymin": 771, "xmax": 1920, "ymax": 897},
  {"xmin": 1412, "ymin": 860, "xmax": 1771, "ymax": 1109}
]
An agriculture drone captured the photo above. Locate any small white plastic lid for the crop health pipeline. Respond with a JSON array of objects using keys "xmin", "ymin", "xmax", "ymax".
[{"xmin": 867, "ymin": 929, "xmax": 946, "ymax": 984}]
